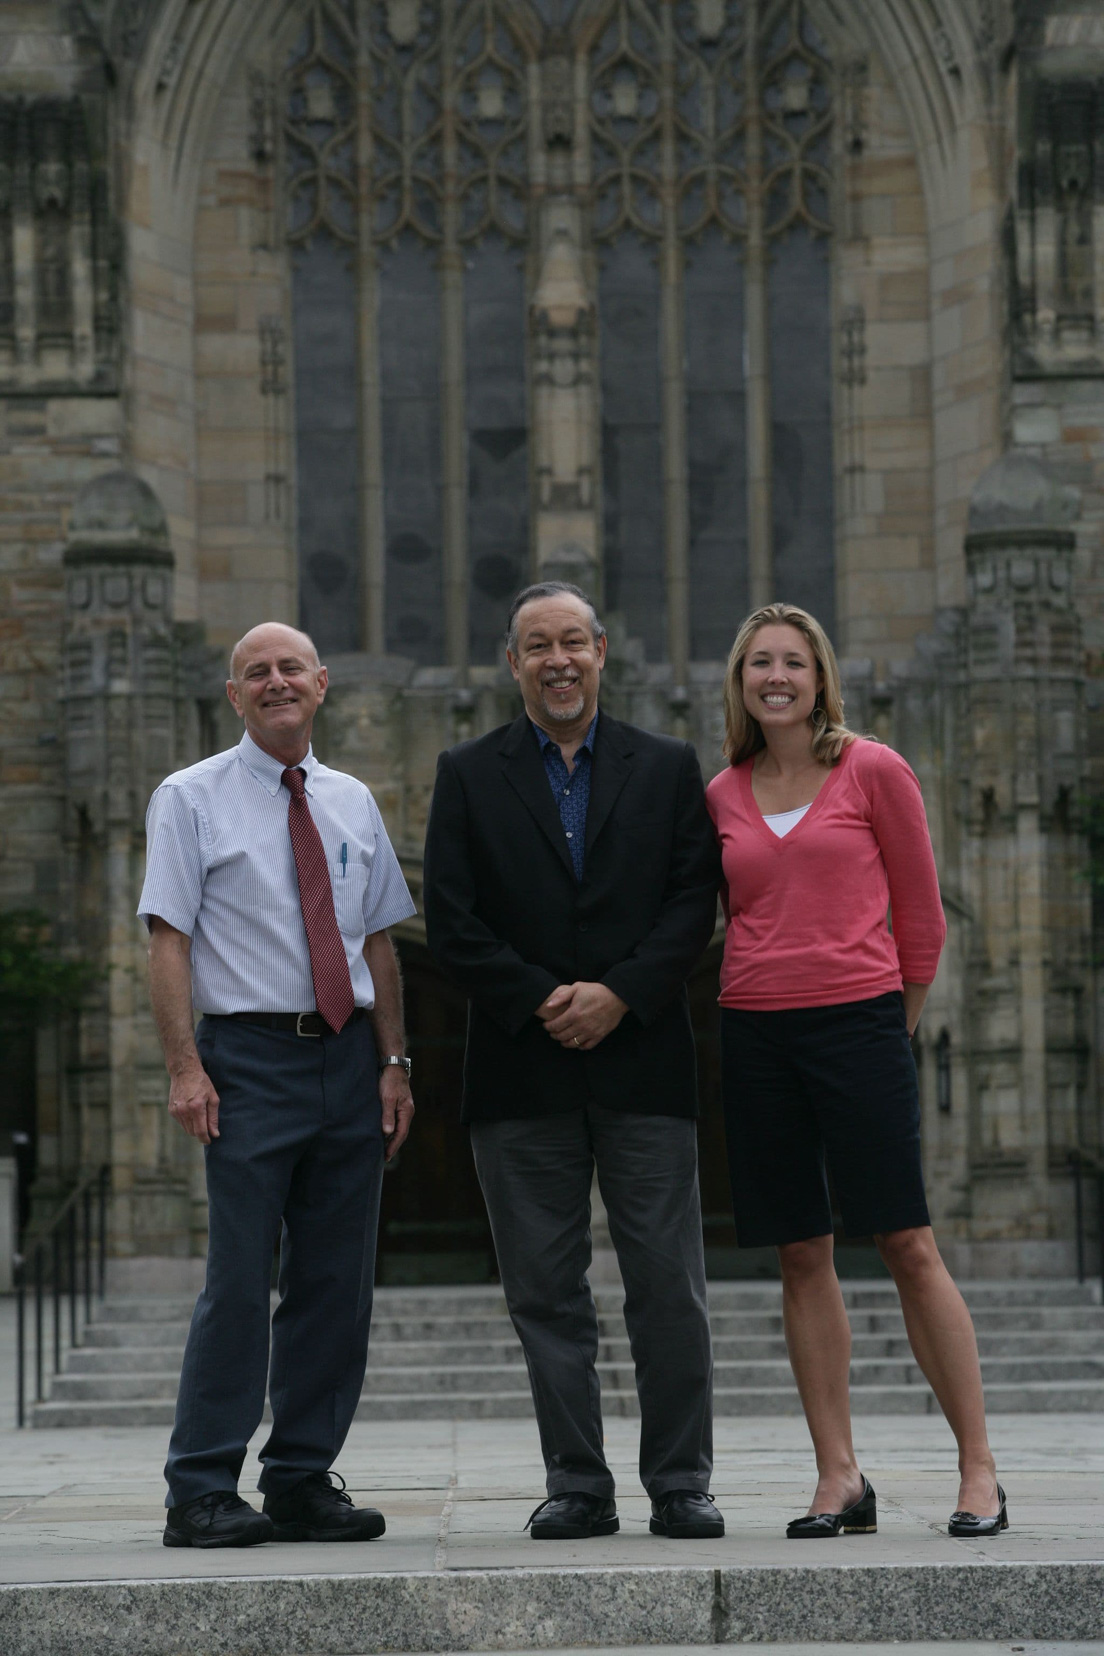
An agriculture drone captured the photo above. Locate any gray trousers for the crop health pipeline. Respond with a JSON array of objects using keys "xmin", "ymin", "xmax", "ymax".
[{"xmin": 470, "ymin": 1104, "xmax": 713, "ymax": 1500}]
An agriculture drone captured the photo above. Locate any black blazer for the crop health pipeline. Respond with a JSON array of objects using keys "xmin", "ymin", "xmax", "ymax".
[{"xmin": 422, "ymin": 710, "xmax": 721, "ymax": 1122}]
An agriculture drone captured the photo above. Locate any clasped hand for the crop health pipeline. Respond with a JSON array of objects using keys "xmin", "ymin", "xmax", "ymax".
[{"xmin": 536, "ymin": 982, "xmax": 629, "ymax": 1051}]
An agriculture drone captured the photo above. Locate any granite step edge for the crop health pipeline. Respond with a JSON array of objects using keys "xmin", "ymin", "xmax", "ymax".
[{"xmin": 1, "ymin": 1561, "xmax": 1103, "ymax": 1656}]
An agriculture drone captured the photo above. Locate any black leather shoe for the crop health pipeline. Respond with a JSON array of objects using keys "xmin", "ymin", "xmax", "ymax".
[
  {"xmin": 786, "ymin": 1475, "xmax": 877, "ymax": 1539},
  {"xmin": 164, "ymin": 1491, "xmax": 274, "ymax": 1549},
  {"xmin": 949, "ymin": 1483, "xmax": 1007, "ymax": 1538},
  {"xmin": 262, "ymin": 1472, "xmax": 386, "ymax": 1542},
  {"xmin": 526, "ymin": 1492, "xmax": 619, "ymax": 1539},
  {"xmin": 650, "ymin": 1490, "xmax": 725, "ymax": 1538}
]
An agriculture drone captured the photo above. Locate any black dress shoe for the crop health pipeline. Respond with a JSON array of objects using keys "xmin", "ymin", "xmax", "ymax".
[
  {"xmin": 164, "ymin": 1491, "xmax": 274, "ymax": 1549},
  {"xmin": 526, "ymin": 1492, "xmax": 619, "ymax": 1539},
  {"xmin": 948, "ymin": 1483, "xmax": 1007, "ymax": 1537},
  {"xmin": 262, "ymin": 1471, "xmax": 385, "ymax": 1542},
  {"xmin": 786, "ymin": 1475, "xmax": 877, "ymax": 1539},
  {"xmin": 650, "ymin": 1490, "xmax": 725, "ymax": 1538}
]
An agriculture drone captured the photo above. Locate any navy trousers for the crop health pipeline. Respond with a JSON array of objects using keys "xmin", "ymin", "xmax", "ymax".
[{"xmin": 164, "ymin": 1014, "xmax": 384, "ymax": 1507}]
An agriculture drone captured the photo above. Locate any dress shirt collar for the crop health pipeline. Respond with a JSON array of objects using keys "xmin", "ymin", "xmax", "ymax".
[
  {"xmin": 530, "ymin": 709, "xmax": 599, "ymax": 759},
  {"xmin": 237, "ymin": 730, "xmax": 319, "ymax": 796}
]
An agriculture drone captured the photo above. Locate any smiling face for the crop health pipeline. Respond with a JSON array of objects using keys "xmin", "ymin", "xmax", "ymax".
[
  {"xmin": 740, "ymin": 622, "xmax": 823, "ymax": 733},
  {"xmin": 506, "ymin": 594, "xmax": 606, "ymax": 736},
  {"xmin": 226, "ymin": 623, "xmax": 327, "ymax": 763}
]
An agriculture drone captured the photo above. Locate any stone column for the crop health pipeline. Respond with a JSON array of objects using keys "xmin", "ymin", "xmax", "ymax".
[
  {"xmin": 60, "ymin": 471, "xmax": 193, "ymax": 1260},
  {"xmin": 958, "ymin": 453, "xmax": 1092, "ymax": 1266}
]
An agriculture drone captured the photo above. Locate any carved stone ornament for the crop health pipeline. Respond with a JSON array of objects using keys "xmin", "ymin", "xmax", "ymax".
[
  {"xmin": 475, "ymin": 71, "xmax": 506, "ymax": 122},
  {"xmin": 542, "ymin": 53, "xmax": 573, "ymax": 147},
  {"xmin": 611, "ymin": 70, "xmax": 639, "ymax": 120},
  {"xmin": 249, "ymin": 71, "xmax": 276, "ymax": 165},
  {"xmin": 932, "ymin": 24, "xmax": 958, "ymax": 76},
  {"xmin": 34, "ymin": 158, "xmax": 69, "ymax": 212},
  {"xmin": 694, "ymin": 0, "xmax": 726, "ymax": 43},
  {"xmin": 386, "ymin": 0, "xmax": 421, "ymax": 48},
  {"xmin": 966, "ymin": 452, "xmax": 1080, "ymax": 537}
]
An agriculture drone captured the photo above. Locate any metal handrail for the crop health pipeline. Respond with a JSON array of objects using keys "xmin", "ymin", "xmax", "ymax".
[
  {"xmin": 1069, "ymin": 1147, "xmax": 1104, "ymax": 1298},
  {"xmin": 13, "ymin": 1165, "xmax": 110, "ymax": 1428}
]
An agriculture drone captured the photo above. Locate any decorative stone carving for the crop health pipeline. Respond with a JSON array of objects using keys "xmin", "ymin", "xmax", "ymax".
[
  {"xmin": 693, "ymin": 0, "xmax": 726, "ymax": 45},
  {"xmin": 957, "ymin": 455, "xmax": 1088, "ymax": 1201},
  {"xmin": 532, "ymin": 220, "xmax": 595, "ymax": 526},
  {"xmin": 840, "ymin": 302, "xmax": 866, "ymax": 510},
  {"xmin": 248, "ymin": 68, "xmax": 276, "ymax": 165},
  {"xmin": 0, "ymin": 93, "xmax": 116, "ymax": 390},
  {"xmin": 62, "ymin": 472, "xmax": 193, "ymax": 1257},
  {"xmin": 1013, "ymin": 69, "xmax": 1104, "ymax": 374},
  {"xmin": 259, "ymin": 314, "xmax": 287, "ymax": 522},
  {"xmin": 386, "ymin": 0, "xmax": 422, "ymax": 49},
  {"xmin": 966, "ymin": 450, "xmax": 1080, "ymax": 533},
  {"xmin": 541, "ymin": 47, "xmax": 574, "ymax": 148}
]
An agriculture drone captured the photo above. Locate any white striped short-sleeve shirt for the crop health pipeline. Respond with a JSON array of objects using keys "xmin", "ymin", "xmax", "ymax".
[{"xmin": 137, "ymin": 732, "xmax": 417, "ymax": 1015}]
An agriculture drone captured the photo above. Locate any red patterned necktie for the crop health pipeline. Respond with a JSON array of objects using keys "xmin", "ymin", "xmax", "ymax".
[{"xmin": 281, "ymin": 766, "xmax": 355, "ymax": 1033}]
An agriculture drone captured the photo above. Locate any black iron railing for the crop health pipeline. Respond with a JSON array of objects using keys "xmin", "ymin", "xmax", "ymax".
[
  {"xmin": 1070, "ymin": 1147, "xmax": 1104, "ymax": 1299},
  {"xmin": 13, "ymin": 1165, "xmax": 110, "ymax": 1428}
]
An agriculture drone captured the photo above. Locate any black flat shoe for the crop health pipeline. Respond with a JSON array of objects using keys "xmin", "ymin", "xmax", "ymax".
[
  {"xmin": 650, "ymin": 1490, "xmax": 725, "ymax": 1538},
  {"xmin": 262, "ymin": 1471, "xmax": 385, "ymax": 1541},
  {"xmin": 164, "ymin": 1491, "xmax": 274, "ymax": 1548},
  {"xmin": 948, "ymin": 1483, "xmax": 1007, "ymax": 1537},
  {"xmin": 526, "ymin": 1492, "xmax": 619, "ymax": 1539},
  {"xmin": 786, "ymin": 1475, "xmax": 877, "ymax": 1539}
]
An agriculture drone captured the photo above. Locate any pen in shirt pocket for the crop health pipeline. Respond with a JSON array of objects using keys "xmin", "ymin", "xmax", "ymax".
[{"xmin": 340, "ymin": 842, "xmax": 348, "ymax": 878}]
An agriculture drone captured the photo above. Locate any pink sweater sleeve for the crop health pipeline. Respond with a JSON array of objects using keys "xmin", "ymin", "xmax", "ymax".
[{"xmin": 865, "ymin": 746, "xmax": 946, "ymax": 984}]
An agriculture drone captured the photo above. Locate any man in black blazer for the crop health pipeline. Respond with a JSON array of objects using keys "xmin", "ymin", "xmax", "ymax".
[{"xmin": 424, "ymin": 582, "xmax": 723, "ymax": 1542}]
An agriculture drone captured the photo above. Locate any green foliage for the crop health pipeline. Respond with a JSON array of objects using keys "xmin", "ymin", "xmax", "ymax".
[
  {"xmin": 0, "ymin": 909, "xmax": 97, "ymax": 1024},
  {"xmin": 1084, "ymin": 793, "xmax": 1104, "ymax": 894}
]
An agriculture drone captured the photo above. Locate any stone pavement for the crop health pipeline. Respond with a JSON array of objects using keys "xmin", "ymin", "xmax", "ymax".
[
  {"xmin": 0, "ymin": 1407, "xmax": 1102, "ymax": 1652},
  {"xmin": 1, "ymin": 1299, "xmax": 1103, "ymax": 1654}
]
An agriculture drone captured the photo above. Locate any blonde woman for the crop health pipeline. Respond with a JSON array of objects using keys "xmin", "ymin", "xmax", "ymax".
[{"xmin": 705, "ymin": 602, "xmax": 1006, "ymax": 1541}]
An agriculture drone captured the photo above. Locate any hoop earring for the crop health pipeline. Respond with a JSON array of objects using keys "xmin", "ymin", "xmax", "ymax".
[{"xmin": 811, "ymin": 703, "xmax": 828, "ymax": 732}]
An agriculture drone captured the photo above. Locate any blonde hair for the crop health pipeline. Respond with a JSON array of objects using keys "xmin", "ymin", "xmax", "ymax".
[{"xmin": 722, "ymin": 602, "xmax": 859, "ymax": 767}]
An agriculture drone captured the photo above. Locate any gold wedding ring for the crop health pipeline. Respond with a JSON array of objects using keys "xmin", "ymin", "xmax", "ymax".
[{"xmin": 573, "ymin": 1036, "xmax": 581, "ymax": 1047}]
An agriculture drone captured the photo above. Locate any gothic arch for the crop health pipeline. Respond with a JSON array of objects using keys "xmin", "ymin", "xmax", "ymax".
[{"xmin": 123, "ymin": 0, "xmax": 1002, "ymax": 633}]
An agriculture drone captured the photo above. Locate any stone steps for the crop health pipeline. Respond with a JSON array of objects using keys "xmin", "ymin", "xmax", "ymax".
[
  {"xmin": 76, "ymin": 1302, "xmax": 1104, "ymax": 1343},
  {"xmin": 44, "ymin": 1351, "xmax": 1104, "ymax": 1404},
  {"xmin": 82, "ymin": 1279, "xmax": 1101, "ymax": 1318},
  {"xmin": 28, "ymin": 1379, "xmax": 1104, "ymax": 1429},
  {"xmin": 62, "ymin": 1325, "xmax": 1104, "ymax": 1371},
  {"xmin": 29, "ymin": 1279, "xmax": 1104, "ymax": 1427}
]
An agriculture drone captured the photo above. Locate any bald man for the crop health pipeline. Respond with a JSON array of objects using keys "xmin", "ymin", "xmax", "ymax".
[{"xmin": 138, "ymin": 623, "xmax": 417, "ymax": 1548}]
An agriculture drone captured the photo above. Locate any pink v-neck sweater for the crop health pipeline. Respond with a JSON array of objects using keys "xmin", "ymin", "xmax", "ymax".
[{"xmin": 705, "ymin": 737, "xmax": 946, "ymax": 1010}]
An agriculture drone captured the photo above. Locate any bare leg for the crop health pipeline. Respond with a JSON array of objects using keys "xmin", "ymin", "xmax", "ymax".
[
  {"xmin": 876, "ymin": 1226, "xmax": 999, "ymax": 1516},
  {"xmin": 778, "ymin": 1235, "xmax": 866, "ymax": 1514}
]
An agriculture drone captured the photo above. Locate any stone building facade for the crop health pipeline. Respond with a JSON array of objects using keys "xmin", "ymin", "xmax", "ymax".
[{"xmin": 1, "ymin": 0, "xmax": 1102, "ymax": 1281}]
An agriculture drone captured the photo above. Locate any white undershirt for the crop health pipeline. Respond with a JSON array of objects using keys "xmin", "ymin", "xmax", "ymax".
[{"xmin": 762, "ymin": 803, "xmax": 811, "ymax": 838}]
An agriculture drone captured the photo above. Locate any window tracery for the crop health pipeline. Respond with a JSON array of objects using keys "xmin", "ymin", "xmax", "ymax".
[
  {"xmin": 281, "ymin": 0, "xmax": 838, "ymax": 665},
  {"xmin": 285, "ymin": 1, "xmax": 358, "ymax": 248},
  {"xmin": 588, "ymin": 0, "xmax": 837, "ymax": 668},
  {"xmin": 284, "ymin": 0, "xmax": 533, "ymax": 662}
]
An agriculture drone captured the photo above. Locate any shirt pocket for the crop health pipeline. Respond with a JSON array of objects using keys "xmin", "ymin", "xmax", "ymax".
[{"xmin": 332, "ymin": 862, "xmax": 370, "ymax": 938}]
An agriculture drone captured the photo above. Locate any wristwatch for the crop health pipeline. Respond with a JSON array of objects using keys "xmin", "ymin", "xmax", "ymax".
[{"xmin": 379, "ymin": 1055, "xmax": 412, "ymax": 1077}]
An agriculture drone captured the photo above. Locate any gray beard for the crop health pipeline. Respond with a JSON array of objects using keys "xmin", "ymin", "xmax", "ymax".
[{"xmin": 540, "ymin": 691, "xmax": 585, "ymax": 723}]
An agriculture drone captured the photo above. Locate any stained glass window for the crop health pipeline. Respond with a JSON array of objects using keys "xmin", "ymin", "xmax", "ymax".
[{"xmin": 282, "ymin": 0, "xmax": 837, "ymax": 670}]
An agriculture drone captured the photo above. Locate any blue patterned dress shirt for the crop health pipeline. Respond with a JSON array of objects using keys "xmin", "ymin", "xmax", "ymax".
[{"xmin": 531, "ymin": 712, "xmax": 598, "ymax": 882}]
